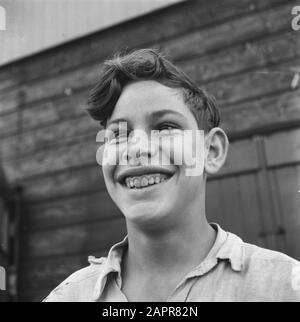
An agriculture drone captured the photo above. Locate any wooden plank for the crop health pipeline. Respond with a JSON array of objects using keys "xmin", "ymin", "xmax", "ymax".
[
  {"xmin": 207, "ymin": 173, "xmax": 269, "ymax": 249},
  {"xmin": 206, "ymin": 180, "xmax": 225, "ymax": 225},
  {"xmin": 0, "ymin": 0, "xmax": 287, "ymax": 93},
  {"xmin": 237, "ymin": 174, "xmax": 266, "ymax": 246},
  {"xmin": 267, "ymin": 168, "xmax": 287, "ymax": 253},
  {"xmin": 271, "ymin": 166, "xmax": 300, "ymax": 260},
  {"xmin": 22, "ymin": 191, "xmax": 123, "ymax": 231},
  {"xmin": 0, "ymin": 115, "xmax": 99, "ymax": 160},
  {"xmin": 272, "ymin": 166, "xmax": 300, "ymax": 228},
  {"xmin": 282, "ymin": 223, "xmax": 300, "ymax": 260},
  {"xmin": 0, "ymin": 89, "xmax": 25, "ymax": 115},
  {"xmin": 180, "ymin": 30, "xmax": 299, "ymax": 84},
  {"xmin": 265, "ymin": 128, "xmax": 300, "ymax": 167},
  {"xmin": 1, "ymin": 134, "xmax": 98, "ymax": 182},
  {"xmin": 18, "ymin": 251, "xmax": 107, "ymax": 292},
  {"xmin": 162, "ymin": 3, "xmax": 293, "ymax": 61},
  {"xmin": 20, "ymin": 218, "xmax": 127, "ymax": 259},
  {"xmin": 0, "ymin": 89, "xmax": 89, "ymax": 138},
  {"xmin": 221, "ymin": 89, "xmax": 300, "ymax": 137},
  {"xmin": 0, "ymin": 2, "xmax": 292, "ymax": 116},
  {"xmin": 0, "ymin": 63, "xmax": 101, "ymax": 116},
  {"xmin": 213, "ymin": 139, "xmax": 260, "ymax": 178},
  {"xmin": 253, "ymin": 136, "xmax": 279, "ymax": 251},
  {"xmin": 219, "ymin": 177, "xmax": 245, "ymax": 236},
  {"xmin": 0, "ymin": 65, "xmax": 22, "ymax": 93},
  {"xmin": 204, "ymin": 58, "xmax": 300, "ymax": 108},
  {"xmin": 20, "ymin": 165, "xmax": 105, "ymax": 203}
]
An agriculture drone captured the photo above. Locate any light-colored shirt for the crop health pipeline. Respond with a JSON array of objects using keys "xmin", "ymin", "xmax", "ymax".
[{"xmin": 43, "ymin": 223, "xmax": 300, "ymax": 302}]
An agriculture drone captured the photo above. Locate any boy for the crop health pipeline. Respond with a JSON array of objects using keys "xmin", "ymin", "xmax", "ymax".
[{"xmin": 44, "ymin": 49, "xmax": 300, "ymax": 302}]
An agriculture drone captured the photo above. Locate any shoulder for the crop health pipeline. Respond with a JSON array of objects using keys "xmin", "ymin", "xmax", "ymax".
[
  {"xmin": 43, "ymin": 256, "xmax": 107, "ymax": 302},
  {"xmin": 239, "ymin": 239, "xmax": 300, "ymax": 301},
  {"xmin": 243, "ymin": 241, "xmax": 300, "ymax": 268}
]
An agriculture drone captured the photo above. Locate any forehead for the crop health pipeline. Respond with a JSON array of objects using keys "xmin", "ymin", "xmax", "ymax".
[{"xmin": 107, "ymin": 80, "xmax": 195, "ymax": 125}]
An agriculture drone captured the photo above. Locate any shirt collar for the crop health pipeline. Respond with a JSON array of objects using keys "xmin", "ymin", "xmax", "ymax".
[
  {"xmin": 214, "ymin": 224, "xmax": 245, "ymax": 272},
  {"xmin": 180, "ymin": 223, "xmax": 245, "ymax": 284},
  {"xmin": 92, "ymin": 223, "xmax": 245, "ymax": 301},
  {"xmin": 92, "ymin": 235, "xmax": 128, "ymax": 301}
]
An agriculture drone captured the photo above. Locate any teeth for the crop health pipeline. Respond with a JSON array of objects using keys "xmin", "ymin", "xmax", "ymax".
[
  {"xmin": 141, "ymin": 177, "xmax": 148, "ymax": 187},
  {"xmin": 124, "ymin": 173, "xmax": 170, "ymax": 189},
  {"xmin": 149, "ymin": 177, "xmax": 154, "ymax": 185},
  {"xmin": 133, "ymin": 178, "xmax": 141, "ymax": 188}
]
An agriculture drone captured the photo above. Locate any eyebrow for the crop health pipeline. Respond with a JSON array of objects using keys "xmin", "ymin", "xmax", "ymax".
[
  {"xmin": 106, "ymin": 118, "xmax": 128, "ymax": 127},
  {"xmin": 107, "ymin": 109, "xmax": 186, "ymax": 127},
  {"xmin": 151, "ymin": 109, "xmax": 186, "ymax": 122}
]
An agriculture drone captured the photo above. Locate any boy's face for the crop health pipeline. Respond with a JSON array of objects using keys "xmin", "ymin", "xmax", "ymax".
[{"xmin": 102, "ymin": 80, "xmax": 206, "ymax": 228}]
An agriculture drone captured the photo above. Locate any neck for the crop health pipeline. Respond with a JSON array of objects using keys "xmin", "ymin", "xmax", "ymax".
[{"xmin": 123, "ymin": 211, "xmax": 216, "ymax": 277}]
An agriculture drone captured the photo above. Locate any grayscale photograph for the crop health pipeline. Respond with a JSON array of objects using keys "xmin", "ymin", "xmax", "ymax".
[{"xmin": 0, "ymin": 0, "xmax": 300, "ymax": 305}]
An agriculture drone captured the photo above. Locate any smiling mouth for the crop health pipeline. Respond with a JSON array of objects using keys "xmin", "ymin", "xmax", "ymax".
[{"xmin": 121, "ymin": 173, "xmax": 173, "ymax": 190}]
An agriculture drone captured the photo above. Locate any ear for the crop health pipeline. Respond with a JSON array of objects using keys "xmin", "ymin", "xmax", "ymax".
[{"xmin": 204, "ymin": 127, "xmax": 229, "ymax": 174}]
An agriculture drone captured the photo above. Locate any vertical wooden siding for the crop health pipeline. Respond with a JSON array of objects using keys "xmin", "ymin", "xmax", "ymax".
[{"xmin": 0, "ymin": 0, "xmax": 299, "ymax": 301}]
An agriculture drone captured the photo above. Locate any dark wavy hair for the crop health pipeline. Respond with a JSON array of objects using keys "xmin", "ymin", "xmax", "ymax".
[{"xmin": 87, "ymin": 48, "xmax": 220, "ymax": 130}]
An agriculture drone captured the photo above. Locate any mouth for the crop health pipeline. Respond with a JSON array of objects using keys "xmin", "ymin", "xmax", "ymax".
[{"xmin": 120, "ymin": 172, "xmax": 175, "ymax": 190}]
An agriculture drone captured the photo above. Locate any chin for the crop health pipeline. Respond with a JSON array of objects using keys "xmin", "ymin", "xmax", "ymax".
[{"xmin": 122, "ymin": 202, "xmax": 169, "ymax": 227}]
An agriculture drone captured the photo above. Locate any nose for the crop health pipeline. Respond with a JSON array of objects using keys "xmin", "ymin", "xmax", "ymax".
[{"xmin": 125, "ymin": 130, "xmax": 155, "ymax": 165}]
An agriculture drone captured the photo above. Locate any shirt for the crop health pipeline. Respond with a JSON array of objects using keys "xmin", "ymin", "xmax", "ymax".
[{"xmin": 43, "ymin": 223, "xmax": 300, "ymax": 302}]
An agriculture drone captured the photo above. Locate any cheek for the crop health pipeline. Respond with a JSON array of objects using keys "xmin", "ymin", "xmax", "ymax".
[
  {"xmin": 184, "ymin": 139, "xmax": 205, "ymax": 177},
  {"xmin": 161, "ymin": 134, "xmax": 205, "ymax": 177},
  {"xmin": 160, "ymin": 135, "xmax": 196, "ymax": 165},
  {"xmin": 97, "ymin": 145, "xmax": 117, "ymax": 188},
  {"xmin": 98, "ymin": 142, "xmax": 130, "ymax": 169},
  {"xmin": 102, "ymin": 164, "xmax": 114, "ymax": 188},
  {"xmin": 160, "ymin": 135, "xmax": 185, "ymax": 166}
]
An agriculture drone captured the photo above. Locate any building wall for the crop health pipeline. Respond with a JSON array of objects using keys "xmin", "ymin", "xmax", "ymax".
[{"xmin": 0, "ymin": 0, "xmax": 299, "ymax": 301}]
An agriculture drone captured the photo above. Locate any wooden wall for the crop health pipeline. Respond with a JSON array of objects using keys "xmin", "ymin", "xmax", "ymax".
[{"xmin": 0, "ymin": 0, "xmax": 299, "ymax": 301}]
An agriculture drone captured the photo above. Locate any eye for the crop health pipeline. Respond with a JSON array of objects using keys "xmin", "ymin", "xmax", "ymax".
[
  {"xmin": 158, "ymin": 123, "xmax": 178, "ymax": 131},
  {"xmin": 108, "ymin": 129, "xmax": 130, "ymax": 144},
  {"xmin": 157, "ymin": 123, "xmax": 181, "ymax": 136}
]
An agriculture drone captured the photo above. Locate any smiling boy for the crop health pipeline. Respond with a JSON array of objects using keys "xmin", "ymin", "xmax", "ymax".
[{"xmin": 44, "ymin": 49, "xmax": 300, "ymax": 302}]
